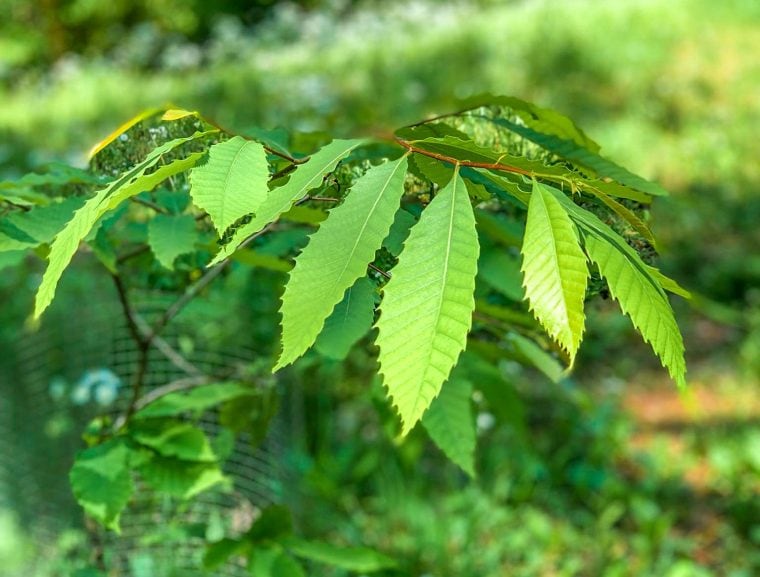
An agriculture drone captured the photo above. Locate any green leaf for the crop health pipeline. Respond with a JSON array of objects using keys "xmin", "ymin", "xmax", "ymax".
[
  {"xmin": 409, "ymin": 153, "xmax": 454, "ymax": 186},
  {"xmin": 272, "ymin": 554, "xmax": 307, "ymax": 577},
  {"xmin": 34, "ymin": 134, "xmax": 208, "ymax": 318},
  {"xmin": 314, "ymin": 277, "xmax": 376, "ymax": 360},
  {"xmin": 135, "ymin": 382, "xmax": 256, "ymax": 419},
  {"xmin": 458, "ymin": 93, "xmax": 602, "ymax": 153},
  {"xmin": 285, "ymin": 538, "xmax": 396, "ymax": 572},
  {"xmin": 204, "ymin": 538, "xmax": 248, "ymax": 570},
  {"xmin": 646, "ymin": 266, "xmax": 692, "ymax": 299},
  {"xmin": 246, "ymin": 505, "xmax": 293, "ymax": 542},
  {"xmin": 275, "ymin": 155, "xmax": 407, "ymax": 368},
  {"xmin": 208, "ymin": 139, "xmax": 366, "ymax": 266},
  {"xmin": 587, "ymin": 186, "xmax": 657, "ymax": 247},
  {"xmin": 138, "ymin": 454, "xmax": 228, "ymax": 499},
  {"xmin": 505, "ymin": 332, "xmax": 564, "ymax": 383},
  {"xmin": 0, "ymin": 196, "xmax": 86, "ymax": 252},
  {"xmin": 582, "ymin": 230, "xmax": 686, "ymax": 387},
  {"xmin": 0, "ymin": 162, "xmax": 103, "ymax": 190},
  {"xmin": 69, "ymin": 439, "xmax": 133, "ymax": 531},
  {"xmin": 376, "ymin": 172, "xmax": 479, "ymax": 434},
  {"xmin": 0, "ymin": 250, "xmax": 24, "ymax": 271},
  {"xmin": 521, "ymin": 181, "xmax": 588, "ymax": 362},
  {"xmin": 382, "ymin": 208, "xmax": 417, "ymax": 256},
  {"xmin": 459, "ymin": 351, "xmax": 526, "ymax": 435},
  {"xmin": 219, "ymin": 389, "xmax": 279, "ymax": 447},
  {"xmin": 542, "ymin": 185, "xmax": 685, "ymax": 385},
  {"xmin": 147, "ymin": 213, "xmax": 198, "ymax": 269},
  {"xmin": 488, "ymin": 116, "xmax": 668, "ymax": 197},
  {"xmin": 190, "ymin": 136, "xmax": 270, "ymax": 235},
  {"xmin": 422, "ymin": 377, "xmax": 476, "ymax": 476},
  {"xmin": 248, "ymin": 547, "xmax": 281, "ymax": 576},
  {"xmin": 129, "ymin": 420, "xmax": 217, "ymax": 462},
  {"xmin": 478, "ymin": 250, "xmax": 523, "ymax": 301}
]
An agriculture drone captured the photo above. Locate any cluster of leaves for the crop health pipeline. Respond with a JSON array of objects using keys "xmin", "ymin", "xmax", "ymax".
[
  {"xmin": 70, "ymin": 382, "xmax": 274, "ymax": 531},
  {"xmin": 0, "ymin": 95, "xmax": 688, "ymax": 571}
]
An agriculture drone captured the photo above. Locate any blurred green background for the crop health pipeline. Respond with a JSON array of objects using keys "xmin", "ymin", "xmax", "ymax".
[{"xmin": 1, "ymin": 0, "xmax": 758, "ymax": 575}]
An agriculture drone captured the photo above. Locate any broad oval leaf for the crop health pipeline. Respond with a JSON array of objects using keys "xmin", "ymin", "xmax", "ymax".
[
  {"xmin": 69, "ymin": 439, "xmax": 133, "ymax": 532},
  {"xmin": 148, "ymin": 213, "xmax": 198, "ymax": 269},
  {"xmin": 521, "ymin": 181, "xmax": 588, "ymax": 362},
  {"xmin": 190, "ymin": 136, "xmax": 269, "ymax": 235},
  {"xmin": 137, "ymin": 454, "xmax": 228, "ymax": 499},
  {"xmin": 422, "ymin": 377, "xmax": 476, "ymax": 477},
  {"xmin": 129, "ymin": 421, "xmax": 217, "ymax": 463},
  {"xmin": 208, "ymin": 139, "xmax": 366, "ymax": 266},
  {"xmin": 376, "ymin": 172, "xmax": 479, "ymax": 434},
  {"xmin": 276, "ymin": 155, "xmax": 407, "ymax": 368}
]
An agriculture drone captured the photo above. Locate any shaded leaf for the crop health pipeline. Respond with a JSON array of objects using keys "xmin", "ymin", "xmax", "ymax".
[
  {"xmin": 138, "ymin": 454, "xmax": 228, "ymax": 499},
  {"xmin": 0, "ymin": 196, "xmax": 86, "ymax": 252},
  {"xmin": 315, "ymin": 277, "xmax": 376, "ymax": 360},
  {"xmin": 478, "ymin": 250, "xmax": 523, "ymax": 301},
  {"xmin": 285, "ymin": 538, "xmax": 396, "ymax": 572},
  {"xmin": 382, "ymin": 208, "xmax": 417, "ymax": 256},
  {"xmin": 422, "ymin": 377, "xmax": 476, "ymax": 476},
  {"xmin": 69, "ymin": 439, "xmax": 133, "ymax": 531},
  {"xmin": 135, "ymin": 382, "xmax": 255, "ymax": 419},
  {"xmin": 204, "ymin": 538, "xmax": 248, "ymax": 570},
  {"xmin": 147, "ymin": 213, "xmax": 198, "ymax": 269},
  {"xmin": 129, "ymin": 420, "xmax": 217, "ymax": 462}
]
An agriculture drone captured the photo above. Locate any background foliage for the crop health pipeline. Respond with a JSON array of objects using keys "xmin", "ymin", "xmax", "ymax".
[{"xmin": 1, "ymin": 0, "xmax": 758, "ymax": 576}]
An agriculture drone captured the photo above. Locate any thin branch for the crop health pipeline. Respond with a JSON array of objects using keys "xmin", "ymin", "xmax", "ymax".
[
  {"xmin": 111, "ymin": 273, "xmax": 147, "ymax": 348},
  {"xmin": 112, "ymin": 375, "xmax": 210, "ymax": 430},
  {"xmin": 146, "ymin": 222, "xmax": 276, "ymax": 341},
  {"xmin": 131, "ymin": 196, "xmax": 169, "ymax": 214},
  {"xmin": 368, "ymin": 262, "xmax": 391, "ymax": 279},
  {"xmin": 198, "ymin": 112, "xmax": 304, "ymax": 165},
  {"xmin": 117, "ymin": 244, "xmax": 151, "ymax": 264},
  {"xmin": 129, "ymin": 310, "xmax": 203, "ymax": 377},
  {"xmin": 111, "ymin": 273, "xmax": 150, "ymax": 422},
  {"xmin": 1, "ymin": 199, "xmax": 32, "ymax": 211},
  {"xmin": 395, "ymin": 137, "xmax": 532, "ymax": 177}
]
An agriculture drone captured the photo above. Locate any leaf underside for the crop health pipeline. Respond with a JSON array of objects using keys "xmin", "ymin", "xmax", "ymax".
[
  {"xmin": 376, "ymin": 172, "xmax": 479, "ymax": 434},
  {"xmin": 208, "ymin": 138, "xmax": 366, "ymax": 266},
  {"xmin": 276, "ymin": 155, "xmax": 407, "ymax": 368},
  {"xmin": 521, "ymin": 181, "xmax": 588, "ymax": 362},
  {"xmin": 190, "ymin": 136, "xmax": 269, "ymax": 235}
]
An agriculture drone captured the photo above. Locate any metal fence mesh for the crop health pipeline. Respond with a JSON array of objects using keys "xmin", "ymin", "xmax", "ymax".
[{"xmin": 0, "ymin": 284, "xmax": 288, "ymax": 576}]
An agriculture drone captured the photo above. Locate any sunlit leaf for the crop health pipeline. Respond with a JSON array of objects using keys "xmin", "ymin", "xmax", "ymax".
[
  {"xmin": 276, "ymin": 155, "xmax": 406, "ymax": 368},
  {"xmin": 521, "ymin": 180, "xmax": 588, "ymax": 362},
  {"xmin": 190, "ymin": 136, "xmax": 269, "ymax": 235},
  {"xmin": 376, "ymin": 172, "xmax": 479, "ymax": 434}
]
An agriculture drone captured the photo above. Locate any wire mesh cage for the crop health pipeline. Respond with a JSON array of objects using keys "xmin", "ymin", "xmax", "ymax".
[{"xmin": 0, "ymin": 273, "xmax": 290, "ymax": 575}]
